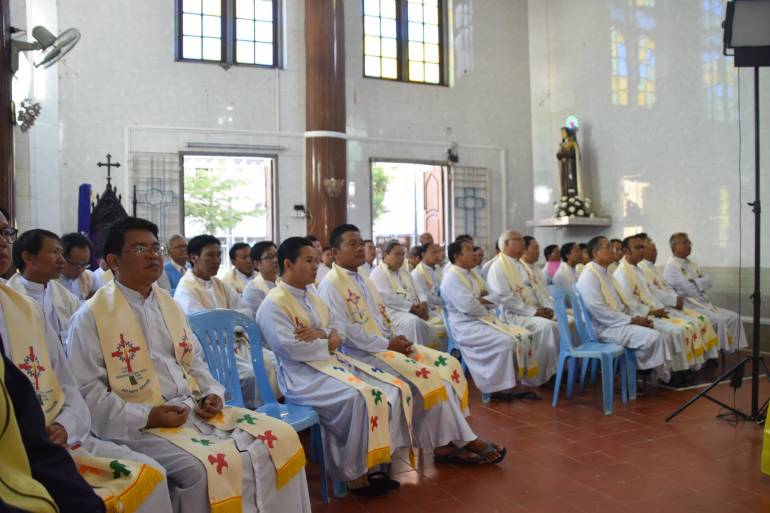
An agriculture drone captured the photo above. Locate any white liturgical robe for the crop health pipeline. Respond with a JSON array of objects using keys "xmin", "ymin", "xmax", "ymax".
[
  {"xmin": 576, "ymin": 262, "xmax": 670, "ymax": 380},
  {"xmin": 318, "ymin": 266, "xmax": 475, "ymax": 449},
  {"xmin": 368, "ymin": 263, "xmax": 440, "ymax": 347},
  {"xmin": 257, "ymin": 282, "xmax": 409, "ymax": 481},
  {"xmin": 411, "ymin": 263, "xmax": 443, "ymax": 312},
  {"xmin": 67, "ymin": 281, "xmax": 311, "ymax": 513},
  {"xmin": 553, "ymin": 263, "xmax": 578, "ymax": 292},
  {"xmin": 614, "ymin": 260, "xmax": 710, "ymax": 372},
  {"xmin": 663, "ymin": 256, "xmax": 747, "ymax": 353},
  {"xmin": 440, "ymin": 265, "xmax": 523, "ymax": 394},
  {"xmin": 486, "ymin": 255, "xmax": 558, "ymax": 386},
  {"xmin": 58, "ymin": 269, "xmax": 99, "ymax": 300},
  {"xmin": 7, "ymin": 274, "xmax": 80, "ymax": 347}
]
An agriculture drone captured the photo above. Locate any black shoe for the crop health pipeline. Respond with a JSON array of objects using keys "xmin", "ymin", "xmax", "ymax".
[{"xmin": 367, "ymin": 471, "xmax": 400, "ymax": 491}]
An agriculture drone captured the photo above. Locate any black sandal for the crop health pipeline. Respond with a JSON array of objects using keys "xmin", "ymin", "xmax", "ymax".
[{"xmin": 367, "ymin": 471, "xmax": 400, "ymax": 491}]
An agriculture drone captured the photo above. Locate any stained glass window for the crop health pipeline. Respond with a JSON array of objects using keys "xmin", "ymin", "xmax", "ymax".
[
  {"xmin": 363, "ymin": 0, "xmax": 446, "ymax": 85},
  {"xmin": 611, "ymin": 29, "xmax": 629, "ymax": 106},
  {"xmin": 177, "ymin": 0, "xmax": 280, "ymax": 68},
  {"xmin": 637, "ymin": 36, "xmax": 655, "ymax": 107}
]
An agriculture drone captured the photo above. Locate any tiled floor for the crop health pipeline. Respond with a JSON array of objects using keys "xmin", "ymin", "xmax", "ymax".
[{"xmin": 304, "ymin": 360, "xmax": 770, "ymax": 513}]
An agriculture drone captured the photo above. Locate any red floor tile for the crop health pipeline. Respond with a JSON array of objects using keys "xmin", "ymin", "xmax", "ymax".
[{"xmin": 306, "ymin": 377, "xmax": 770, "ymax": 513}]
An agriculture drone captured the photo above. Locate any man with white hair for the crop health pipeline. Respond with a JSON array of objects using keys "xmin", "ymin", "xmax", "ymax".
[
  {"xmin": 663, "ymin": 232, "xmax": 747, "ymax": 353},
  {"xmin": 486, "ymin": 229, "xmax": 558, "ymax": 386}
]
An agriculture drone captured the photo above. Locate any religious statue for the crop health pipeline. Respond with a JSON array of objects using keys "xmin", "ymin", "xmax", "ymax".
[
  {"xmin": 556, "ymin": 126, "xmax": 581, "ymax": 198},
  {"xmin": 553, "ymin": 125, "xmax": 592, "ymax": 218}
]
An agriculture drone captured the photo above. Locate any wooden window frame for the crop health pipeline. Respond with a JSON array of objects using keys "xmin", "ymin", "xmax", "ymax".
[
  {"xmin": 175, "ymin": 0, "xmax": 282, "ymax": 69},
  {"xmin": 362, "ymin": 0, "xmax": 448, "ymax": 86}
]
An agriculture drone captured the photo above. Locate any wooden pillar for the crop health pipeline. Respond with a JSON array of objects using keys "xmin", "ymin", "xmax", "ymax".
[
  {"xmin": 305, "ymin": 0, "xmax": 346, "ymax": 246},
  {"xmin": 0, "ymin": 0, "xmax": 13, "ymax": 219}
]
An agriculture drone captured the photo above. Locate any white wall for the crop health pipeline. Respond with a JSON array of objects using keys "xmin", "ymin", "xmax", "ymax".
[
  {"xmin": 9, "ymin": 0, "xmax": 533, "ymax": 250},
  {"xmin": 527, "ymin": 0, "xmax": 769, "ymax": 272}
]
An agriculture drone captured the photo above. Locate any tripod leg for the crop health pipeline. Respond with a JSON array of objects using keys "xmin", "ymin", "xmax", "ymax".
[{"xmin": 666, "ymin": 357, "xmax": 751, "ymax": 422}]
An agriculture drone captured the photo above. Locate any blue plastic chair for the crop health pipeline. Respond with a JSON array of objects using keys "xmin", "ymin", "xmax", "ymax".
[
  {"xmin": 551, "ymin": 287, "xmax": 627, "ymax": 415},
  {"xmin": 187, "ymin": 309, "xmax": 331, "ymax": 503},
  {"xmin": 572, "ymin": 289, "xmax": 637, "ymax": 401},
  {"xmin": 438, "ymin": 288, "xmax": 491, "ymax": 404}
]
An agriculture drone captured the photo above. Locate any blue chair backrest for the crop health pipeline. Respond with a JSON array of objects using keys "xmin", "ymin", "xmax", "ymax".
[
  {"xmin": 240, "ymin": 316, "xmax": 280, "ymax": 406},
  {"xmin": 571, "ymin": 285, "xmax": 598, "ymax": 344},
  {"xmin": 187, "ymin": 309, "xmax": 246, "ymax": 407},
  {"xmin": 550, "ymin": 286, "xmax": 576, "ymax": 353}
]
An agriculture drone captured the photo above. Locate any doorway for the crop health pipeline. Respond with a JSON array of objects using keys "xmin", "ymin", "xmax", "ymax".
[
  {"xmin": 182, "ymin": 154, "xmax": 275, "ymax": 275},
  {"xmin": 370, "ymin": 160, "xmax": 448, "ymax": 250}
]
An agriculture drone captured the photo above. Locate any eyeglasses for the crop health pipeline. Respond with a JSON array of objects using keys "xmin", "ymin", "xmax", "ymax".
[
  {"xmin": 123, "ymin": 244, "xmax": 165, "ymax": 256},
  {"xmin": 260, "ymin": 254, "xmax": 278, "ymax": 261},
  {"xmin": 0, "ymin": 227, "xmax": 18, "ymax": 243},
  {"xmin": 65, "ymin": 258, "xmax": 90, "ymax": 269}
]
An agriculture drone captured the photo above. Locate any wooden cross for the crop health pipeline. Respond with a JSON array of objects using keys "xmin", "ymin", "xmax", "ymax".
[{"xmin": 97, "ymin": 153, "xmax": 121, "ymax": 185}]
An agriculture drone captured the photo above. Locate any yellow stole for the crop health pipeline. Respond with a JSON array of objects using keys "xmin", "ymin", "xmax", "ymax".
[
  {"xmin": 587, "ymin": 262, "xmax": 632, "ymax": 312},
  {"xmin": 249, "ymin": 273, "xmax": 276, "ymax": 295},
  {"xmin": 448, "ymin": 266, "xmax": 539, "ymax": 380},
  {"xmin": 638, "ymin": 260, "xmax": 668, "ymax": 291},
  {"xmin": 178, "ymin": 270, "xmax": 230, "ymax": 309},
  {"xmin": 91, "ymin": 282, "xmax": 304, "ymax": 503},
  {"xmin": 101, "ymin": 269, "xmax": 114, "ymax": 284},
  {"xmin": 495, "ymin": 255, "xmax": 538, "ymax": 307},
  {"xmin": 1, "ymin": 284, "xmax": 65, "ymax": 424},
  {"xmin": 0, "ymin": 352, "xmax": 59, "ymax": 513},
  {"xmin": 6, "ymin": 274, "xmax": 79, "ymax": 335},
  {"xmin": 1, "ymin": 284, "xmax": 161, "ymax": 513},
  {"xmin": 326, "ymin": 264, "xmax": 450, "ymax": 409},
  {"xmin": 379, "ymin": 262, "xmax": 446, "ymax": 344},
  {"xmin": 78, "ymin": 271, "xmax": 94, "ymax": 298},
  {"xmin": 266, "ymin": 283, "xmax": 392, "ymax": 468},
  {"xmin": 221, "ymin": 269, "xmax": 249, "ymax": 295},
  {"xmin": 519, "ymin": 260, "xmax": 550, "ymax": 306}
]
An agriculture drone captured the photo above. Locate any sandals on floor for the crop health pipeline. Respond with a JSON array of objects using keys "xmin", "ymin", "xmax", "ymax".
[
  {"xmin": 349, "ymin": 482, "xmax": 388, "ymax": 497},
  {"xmin": 467, "ymin": 440, "xmax": 507, "ymax": 465},
  {"xmin": 511, "ymin": 391, "xmax": 541, "ymax": 401},
  {"xmin": 433, "ymin": 446, "xmax": 484, "ymax": 465}
]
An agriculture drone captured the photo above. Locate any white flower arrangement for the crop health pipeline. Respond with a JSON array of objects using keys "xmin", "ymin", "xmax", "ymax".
[{"xmin": 553, "ymin": 193, "xmax": 593, "ymax": 218}]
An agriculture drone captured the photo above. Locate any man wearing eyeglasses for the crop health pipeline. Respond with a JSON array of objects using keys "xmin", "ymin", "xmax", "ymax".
[
  {"xmin": 58, "ymin": 232, "xmax": 99, "ymax": 300},
  {"xmin": 68, "ymin": 217, "xmax": 311, "ymax": 513},
  {"xmin": 7, "ymin": 230, "xmax": 81, "ymax": 346},
  {"xmin": 663, "ymin": 232, "xmax": 748, "ymax": 353}
]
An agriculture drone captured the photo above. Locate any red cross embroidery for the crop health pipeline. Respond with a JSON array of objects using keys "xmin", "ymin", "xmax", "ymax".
[
  {"xmin": 18, "ymin": 346, "xmax": 45, "ymax": 390},
  {"xmin": 178, "ymin": 330, "xmax": 192, "ymax": 357},
  {"xmin": 111, "ymin": 334, "xmax": 140, "ymax": 373},
  {"xmin": 345, "ymin": 289, "xmax": 361, "ymax": 307},
  {"xmin": 451, "ymin": 369, "xmax": 460, "ymax": 383},
  {"xmin": 415, "ymin": 367, "xmax": 430, "ymax": 379},
  {"xmin": 294, "ymin": 316, "xmax": 305, "ymax": 328},
  {"xmin": 257, "ymin": 430, "xmax": 278, "ymax": 449},
  {"xmin": 207, "ymin": 453, "xmax": 228, "ymax": 474},
  {"xmin": 370, "ymin": 415, "xmax": 378, "ymax": 431}
]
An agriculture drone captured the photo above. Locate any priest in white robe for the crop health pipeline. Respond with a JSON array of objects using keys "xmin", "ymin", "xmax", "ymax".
[
  {"xmin": 442, "ymin": 239, "xmax": 544, "ymax": 399},
  {"xmin": 369, "ymin": 240, "xmax": 443, "ymax": 348},
  {"xmin": 242, "ymin": 241, "xmax": 280, "ymax": 317},
  {"xmin": 553, "ymin": 242, "xmax": 581, "ymax": 292},
  {"xmin": 258, "ymin": 237, "xmax": 412, "ymax": 496},
  {"xmin": 576, "ymin": 236, "xmax": 670, "ymax": 381},
  {"xmin": 486, "ymin": 230, "xmax": 558, "ymax": 386},
  {"xmin": 316, "ymin": 246, "xmax": 334, "ymax": 283},
  {"xmin": 221, "ymin": 242, "xmax": 254, "ymax": 295},
  {"xmin": 8, "ymin": 229, "xmax": 81, "ymax": 345},
  {"xmin": 319, "ymin": 224, "xmax": 506, "ymax": 465},
  {"xmin": 174, "ymin": 235, "xmax": 280, "ymax": 407},
  {"xmin": 520, "ymin": 236, "xmax": 554, "ymax": 308},
  {"xmin": 614, "ymin": 235, "xmax": 716, "ymax": 374},
  {"xmin": 663, "ymin": 232, "xmax": 748, "ymax": 353},
  {"xmin": 411, "ymin": 241, "xmax": 445, "ymax": 319},
  {"xmin": 59, "ymin": 232, "xmax": 99, "ymax": 300},
  {"xmin": 0, "ymin": 214, "xmax": 173, "ymax": 513},
  {"xmin": 68, "ymin": 217, "xmax": 310, "ymax": 513}
]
